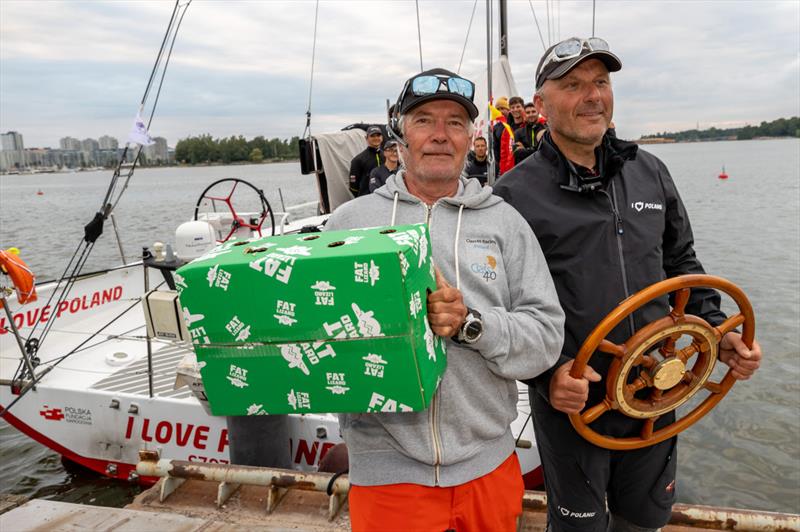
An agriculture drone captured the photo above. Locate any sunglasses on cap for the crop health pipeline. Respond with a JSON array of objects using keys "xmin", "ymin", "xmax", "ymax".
[
  {"xmin": 537, "ymin": 37, "xmax": 610, "ymax": 77},
  {"xmin": 402, "ymin": 74, "xmax": 476, "ymax": 102}
]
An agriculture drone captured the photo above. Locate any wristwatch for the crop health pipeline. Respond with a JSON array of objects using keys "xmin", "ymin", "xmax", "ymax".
[{"xmin": 453, "ymin": 308, "xmax": 483, "ymax": 345}]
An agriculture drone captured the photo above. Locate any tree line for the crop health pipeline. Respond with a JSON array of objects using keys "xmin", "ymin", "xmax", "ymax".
[
  {"xmin": 640, "ymin": 116, "xmax": 799, "ymax": 142},
  {"xmin": 174, "ymin": 134, "xmax": 301, "ymax": 165}
]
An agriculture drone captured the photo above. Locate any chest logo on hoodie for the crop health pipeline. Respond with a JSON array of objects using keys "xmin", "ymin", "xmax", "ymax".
[
  {"xmin": 466, "ymin": 238, "xmax": 500, "ymax": 283},
  {"xmin": 631, "ymin": 201, "xmax": 663, "ymax": 212}
]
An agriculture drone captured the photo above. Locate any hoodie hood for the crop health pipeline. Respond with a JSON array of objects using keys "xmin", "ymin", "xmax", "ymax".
[{"xmin": 375, "ymin": 169, "xmax": 502, "ymax": 210}]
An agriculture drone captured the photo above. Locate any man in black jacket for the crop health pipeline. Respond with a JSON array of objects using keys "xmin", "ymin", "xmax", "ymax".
[
  {"xmin": 512, "ymin": 102, "xmax": 545, "ymax": 164},
  {"xmin": 462, "ymin": 136, "xmax": 489, "ymax": 185},
  {"xmin": 349, "ymin": 125, "xmax": 384, "ymax": 197},
  {"xmin": 367, "ymin": 139, "xmax": 400, "ymax": 193},
  {"xmin": 494, "ymin": 38, "xmax": 762, "ymax": 532}
]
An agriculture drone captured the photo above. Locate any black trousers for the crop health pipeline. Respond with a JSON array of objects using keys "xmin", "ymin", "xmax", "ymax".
[
  {"xmin": 225, "ymin": 415, "xmax": 293, "ymax": 468},
  {"xmin": 530, "ymin": 389, "xmax": 677, "ymax": 532}
]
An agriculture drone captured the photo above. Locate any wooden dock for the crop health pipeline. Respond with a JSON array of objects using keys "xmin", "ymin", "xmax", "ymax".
[{"xmin": 1, "ymin": 476, "xmax": 797, "ymax": 531}]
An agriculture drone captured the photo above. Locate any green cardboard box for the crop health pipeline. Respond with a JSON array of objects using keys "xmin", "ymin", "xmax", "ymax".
[{"xmin": 175, "ymin": 224, "xmax": 447, "ymax": 415}]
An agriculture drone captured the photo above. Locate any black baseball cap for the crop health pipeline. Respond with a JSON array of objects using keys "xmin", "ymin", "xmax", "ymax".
[
  {"xmin": 382, "ymin": 139, "xmax": 399, "ymax": 150},
  {"xmin": 536, "ymin": 37, "xmax": 622, "ymax": 89},
  {"xmin": 366, "ymin": 125, "xmax": 383, "ymax": 137},
  {"xmin": 397, "ymin": 68, "xmax": 479, "ymax": 121}
]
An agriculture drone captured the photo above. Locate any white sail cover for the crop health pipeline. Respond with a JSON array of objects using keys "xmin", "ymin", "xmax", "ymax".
[
  {"xmin": 313, "ymin": 129, "xmax": 366, "ymax": 212},
  {"xmin": 469, "ymin": 56, "xmax": 520, "ymax": 141}
]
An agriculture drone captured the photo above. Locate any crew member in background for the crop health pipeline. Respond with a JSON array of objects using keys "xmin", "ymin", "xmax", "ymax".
[
  {"xmin": 508, "ymin": 96, "xmax": 525, "ymax": 130},
  {"xmin": 462, "ymin": 136, "xmax": 489, "ymax": 185},
  {"xmin": 491, "ymin": 96, "xmax": 510, "ymax": 175},
  {"xmin": 326, "ymin": 67, "xmax": 564, "ymax": 532},
  {"xmin": 512, "ymin": 102, "xmax": 546, "ymax": 165},
  {"xmin": 494, "ymin": 37, "xmax": 762, "ymax": 532},
  {"xmin": 368, "ymin": 139, "xmax": 400, "ymax": 193},
  {"xmin": 348, "ymin": 125, "xmax": 384, "ymax": 197}
]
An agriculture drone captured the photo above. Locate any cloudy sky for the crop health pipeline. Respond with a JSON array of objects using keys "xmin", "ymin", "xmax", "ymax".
[{"xmin": 1, "ymin": 0, "xmax": 798, "ymax": 148}]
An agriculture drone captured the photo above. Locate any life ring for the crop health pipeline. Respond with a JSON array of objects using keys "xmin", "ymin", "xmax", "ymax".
[
  {"xmin": 0, "ymin": 249, "xmax": 37, "ymax": 309},
  {"xmin": 568, "ymin": 274, "xmax": 754, "ymax": 450}
]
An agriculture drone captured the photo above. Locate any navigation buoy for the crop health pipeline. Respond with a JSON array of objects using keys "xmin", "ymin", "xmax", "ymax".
[{"xmin": 718, "ymin": 166, "xmax": 728, "ymax": 180}]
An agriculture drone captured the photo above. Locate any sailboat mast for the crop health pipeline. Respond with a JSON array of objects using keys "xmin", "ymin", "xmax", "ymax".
[{"xmin": 499, "ymin": 0, "xmax": 508, "ymax": 58}]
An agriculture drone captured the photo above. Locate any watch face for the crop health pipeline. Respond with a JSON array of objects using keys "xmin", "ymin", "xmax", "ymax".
[{"xmin": 465, "ymin": 320, "xmax": 482, "ymax": 340}]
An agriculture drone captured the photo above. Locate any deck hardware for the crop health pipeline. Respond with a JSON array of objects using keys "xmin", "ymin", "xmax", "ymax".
[
  {"xmin": 127, "ymin": 403, "xmax": 139, "ymax": 414},
  {"xmin": 515, "ymin": 438, "xmax": 532, "ymax": 449},
  {"xmin": 328, "ymin": 489, "xmax": 347, "ymax": 521},
  {"xmin": 105, "ymin": 463, "xmax": 117, "ymax": 476},
  {"xmin": 109, "ymin": 399, "xmax": 120, "ymax": 409},
  {"xmin": 216, "ymin": 481, "xmax": 241, "ymax": 508},
  {"xmin": 139, "ymin": 449, "xmax": 160, "ymax": 462},
  {"xmin": 159, "ymin": 476, "xmax": 186, "ymax": 502},
  {"xmin": 127, "ymin": 471, "xmax": 139, "ymax": 483},
  {"xmin": 266, "ymin": 485, "xmax": 287, "ymax": 514},
  {"xmin": 316, "ymin": 426, "xmax": 327, "ymax": 439}
]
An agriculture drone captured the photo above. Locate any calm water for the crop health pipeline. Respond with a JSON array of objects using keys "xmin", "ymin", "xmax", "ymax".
[{"xmin": 1, "ymin": 140, "xmax": 799, "ymax": 513}]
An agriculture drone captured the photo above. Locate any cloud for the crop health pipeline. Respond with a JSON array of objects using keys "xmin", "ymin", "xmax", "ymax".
[{"xmin": 1, "ymin": 0, "xmax": 798, "ymax": 147}]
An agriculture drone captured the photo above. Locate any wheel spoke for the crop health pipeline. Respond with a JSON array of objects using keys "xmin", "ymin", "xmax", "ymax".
[
  {"xmin": 714, "ymin": 313, "xmax": 746, "ymax": 340},
  {"xmin": 659, "ymin": 335, "xmax": 677, "ymax": 357},
  {"xmin": 626, "ymin": 377, "xmax": 649, "ymax": 394},
  {"xmin": 640, "ymin": 355, "xmax": 657, "ymax": 369},
  {"xmin": 675, "ymin": 344, "xmax": 696, "ymax": 363},
  {"xmin": 682, "ymin": 372, "xmax": 698, "ymax": 387},
  {"xmin": 598, "ymin": 339, "xmax": 626, "ymax": 358},
  {"xmin": 641, "ymin": 418, "xmax": 655, "ymax": 440},
  {"xmin": 671, "ymin": 287, "xmax": 691, "ymax": 318},
  {"xmin": 649, "ymin": 388, "xmax": 664, "ymax": 401},
  {"xmin": 704, "ymin": 381, "xmax": 723, "ymax": 394},
  {"xmin": 581, "ymin": 399, "xmax": 613, "ymax": 424}
]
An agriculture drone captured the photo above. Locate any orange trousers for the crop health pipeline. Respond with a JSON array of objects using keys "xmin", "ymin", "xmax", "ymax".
[{"xmin": 348, "ymin": 453, "xmax": 523, "ymax": 532}]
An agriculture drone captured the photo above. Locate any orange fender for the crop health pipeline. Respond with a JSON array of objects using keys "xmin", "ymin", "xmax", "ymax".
[{"xmin": 0, "ymin": 249, "xmax": 37, "ymax": 309}]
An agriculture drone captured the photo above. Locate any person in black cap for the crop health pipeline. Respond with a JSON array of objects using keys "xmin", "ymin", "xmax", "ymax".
[
  {"xmin": 348, "ymin": 125, "xmax": 384, "ymax": 197},
  {"xmin": 494, "ymin": 38, "xmax": 762, "ymax": 532},
  {"xmin": 367, "ymin": 138, "xmax": 400, "ymax": 193},
  {"xmin": 324, "ymin": 67, "xmax": 565, "ymax": 532}
]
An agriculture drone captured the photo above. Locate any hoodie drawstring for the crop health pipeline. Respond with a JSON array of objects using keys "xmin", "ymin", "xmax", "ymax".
[
  {"xmin": 390, "ymin": 191, "xmax": 399, "ymax": 226},
  {"xmin": 453, "ymin": 203, "xmax": 464, "ymax": 290}
]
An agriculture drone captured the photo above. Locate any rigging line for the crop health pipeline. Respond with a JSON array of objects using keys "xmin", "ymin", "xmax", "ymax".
[
  {"xmin": 141, "ymin": 1, "xmax": 180, "ymax": 107},
  {"xmin": 592, "ymin": 0, "xmax": 596, "ymax": 37},
  {"xmin": 304, "ymin": 0, "xmax": 320, "ymax": 138},
  {"xmin": 99, "ymin": 2, "xmax": 181, "ymax": 212},
  {"xmin": 146, "ymin": 0, "xmax": 191, "ymax": 130},
  {"xmin": 457, "ymin": 0, "xmax": 479, "ymax": 74},
  {"xmin": 23, "ymin": 239, "xmax": 85, "ymax": 340},
  {"xmin": 1, "ymin": 283, "xmax": 164, "ymax": 418},
  {"xmin": 111, "ymin": 0, "xmax": 190, "ymax": 214},
  {"xmin": 557, "ymin": 0, "xmax": 560, "ymax": 41},
  {"xmin": 415, "ymin": 0, "xmax": 424, "ymax": 70},
  {"xmin": 528, "ymin": 0, "xmax": 546, "ymax": 51},
  {"xmin": 29, "ymin": 242, "xmax": 96, "ymax": 348},
  {"xmin": 546, "ymin": 0, "xmax": 552, "ymax": 46}
]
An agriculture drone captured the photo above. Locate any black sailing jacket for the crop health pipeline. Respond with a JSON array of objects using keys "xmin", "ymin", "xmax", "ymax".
[
  {"xmin": 494, "ymin": 132, "xmax": 727, "ymax": 427},
  {"xmin": 349, "ymin": 146, "xmax": 384, "ymax": 197}
]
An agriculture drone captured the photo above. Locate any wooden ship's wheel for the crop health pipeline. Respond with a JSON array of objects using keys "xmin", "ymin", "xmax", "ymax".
[{"xmin": 568, "ymin": 275, "xmax": 755, "ymax": 450}]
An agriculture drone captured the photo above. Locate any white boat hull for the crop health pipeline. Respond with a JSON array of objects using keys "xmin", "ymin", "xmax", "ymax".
[{"xmin": 1, "ymin": 262, "xmax": 541, "ymax": 487}]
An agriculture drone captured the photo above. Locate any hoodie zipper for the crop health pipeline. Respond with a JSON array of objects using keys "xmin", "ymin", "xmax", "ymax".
[
  {"xmin": 601, "ymin": 180, "xmax": 636, "ymax": 337},
  {"xmin": 422, "ymin": 201, "xmax": 443, "ymax": 485}
]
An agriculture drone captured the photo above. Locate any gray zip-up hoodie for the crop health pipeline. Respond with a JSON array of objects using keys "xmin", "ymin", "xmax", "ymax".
[{"xmin": 325, "ymin": 172, "xmax": 564, "ymax": 487}]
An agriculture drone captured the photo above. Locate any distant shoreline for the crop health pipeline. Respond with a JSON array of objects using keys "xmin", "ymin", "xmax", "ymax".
[{"xmin": 635, "ymin": 136, "xmax": 797, "ymax": 145}]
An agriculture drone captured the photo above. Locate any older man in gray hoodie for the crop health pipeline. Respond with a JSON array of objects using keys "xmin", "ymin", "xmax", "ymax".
[{"xmin": 325, "ymin": 68, "xmax": 564, "ymax": 532}]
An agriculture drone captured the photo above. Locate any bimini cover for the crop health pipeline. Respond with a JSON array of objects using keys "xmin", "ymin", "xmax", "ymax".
[{"xmin": 314, "ymin": 129, "xmax": 367, "ymax": 212}]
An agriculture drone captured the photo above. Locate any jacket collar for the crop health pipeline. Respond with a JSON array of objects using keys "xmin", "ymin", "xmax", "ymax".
[{"xmin": 539, "ymin": 131, "xmax": 638, "ymax": 193}]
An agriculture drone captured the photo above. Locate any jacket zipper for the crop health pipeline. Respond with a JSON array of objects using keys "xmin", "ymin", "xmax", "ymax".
[
  {"xmin": 603, "ymin": 181, "xmax": 636, "ymax": 337},
  {"xmin": 422, "ymin": 201, "xmax": 443, "ymax": 485}
]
